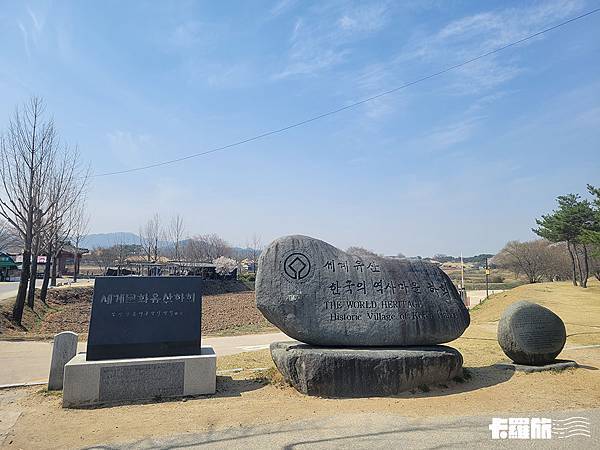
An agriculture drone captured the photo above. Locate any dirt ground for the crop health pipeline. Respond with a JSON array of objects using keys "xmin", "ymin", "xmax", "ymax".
[
  {"xmin": 0, "ymin": 287, "xmax": 273, "ymax": 340},
  {"xmin": 2, "ymin": 281, "xmax": 600, "ymax": 449}
]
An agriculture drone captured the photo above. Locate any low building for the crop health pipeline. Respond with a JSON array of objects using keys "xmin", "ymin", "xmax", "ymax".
[
  {"xmin": 9, "ymin": 243, "xmax": 89, "ymax": 278},
  {"xmin": 110, "ymin": 259, "xmax": 237, "ymax": 279},
  {"xmin": 57, "ymin": 244, "xmax": 89, "ymax": 276},
  {"xmin": 0, "ymin": 253, "xmax": 18, "ymax": 281}
]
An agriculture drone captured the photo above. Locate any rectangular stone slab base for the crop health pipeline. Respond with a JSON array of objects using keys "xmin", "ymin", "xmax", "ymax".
[
  {"xmin": 496, "ymin": 359, "xmax": 577, "ymax": 373},
  {"xmin": 63, "ymin": 347, "xmax": 216, "ymax": 408},
  {"xmin": 271, "ymin": 341, "xmax": 463, "ymax": 397}
]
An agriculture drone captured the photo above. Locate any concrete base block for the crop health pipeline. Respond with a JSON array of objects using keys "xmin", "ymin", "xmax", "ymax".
[
  {"xmin": 271, "ymin": 341, "xmax": 463, "ymax": 397},
  {"xmin": 63, "ymin": 347, "xmax": 216, "ymax": 408},
  {"xmin": 496, "ymin": 359, "xmax": 578, "ymax": 373}
]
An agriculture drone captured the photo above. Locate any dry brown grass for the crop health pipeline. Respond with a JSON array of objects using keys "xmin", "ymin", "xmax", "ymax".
[
  {"xmin": 217, "ymin": 279, "xmax": 600, "ymax": 372},
  {"xmin": 0, "ymin": 289, "xmax": 273, "ymax": 340},
  {"xmin": 462, "ymin": 279, "xmax": 600, "ymax": 353},
  {"xmin": 4, "ymin": 280, "xmax": 600, "ymax": 450}
]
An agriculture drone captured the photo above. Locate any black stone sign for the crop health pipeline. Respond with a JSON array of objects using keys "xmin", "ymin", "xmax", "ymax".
[{"xmin": 86, "ymin": 277, "xmax": 202, "ymax": 361}]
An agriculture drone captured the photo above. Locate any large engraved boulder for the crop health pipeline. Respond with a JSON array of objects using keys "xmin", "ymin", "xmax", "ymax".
[
  {"xmin": 256, "ymin": 235, "xmax": 470, "ymax": 346},
  {"xmin": 497, "ymin": 301, "xmax": 566, "ymax": 365}
]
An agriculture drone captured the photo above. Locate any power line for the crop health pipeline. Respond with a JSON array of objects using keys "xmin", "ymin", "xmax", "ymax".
[{"xmin": 93, "ymin": 7, "xmax": 600, "ymax": 178}]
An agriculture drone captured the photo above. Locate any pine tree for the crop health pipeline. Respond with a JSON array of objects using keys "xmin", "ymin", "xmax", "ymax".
[
  {"xmin": 583, "ymin": 185, "xmax": 600, "ymax": 280},
  {"xmin": 534, "ymin": 193, "xmax": 595, "ymax": 288}
]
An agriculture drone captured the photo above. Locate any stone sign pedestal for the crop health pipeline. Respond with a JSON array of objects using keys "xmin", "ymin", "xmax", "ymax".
[
  {"xmin": 271, "ymin": 342, "xmax": 463, "ymax": 397},
  {"xmin": 63, "ymin": 347, "xmax": 216, "ymax": 408}
]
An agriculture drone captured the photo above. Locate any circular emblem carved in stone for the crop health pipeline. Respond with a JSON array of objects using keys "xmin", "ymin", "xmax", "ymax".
[{"xmin": 283, "ymin": 252, "xmax": 312, "ymax": 281}]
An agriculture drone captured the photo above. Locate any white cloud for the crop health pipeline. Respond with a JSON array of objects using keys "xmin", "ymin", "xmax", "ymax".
[
  {"xmin": 170, "ymin": 21, "xmax": 204, "ymax": 47},
  {"xmin": 26, "ymin": 6, "xmax": 44, "ymax": 34},
  {"xmin": 328, "ymin": 0, "xmax": 585, "ymax": 132},
  {"xmin": 398, "ymin": 0, "xmax": 585, "ymax": 93},
  {"xmin": 407, "ymin": 117, "xmax": 482, "ymax": 153},
  {"xmin": 269, "ymin": 0, "xmax": 299, "ymax": 18},
  {"xmin": 349, "ymin": 62, "xmax": 407, "ymax": 119},
  {"xmin": 15, "ymin": 5, "xmax": 49, "ymax": 60},
  {"xmin": 18, "ymin": 21, "xmax": 30, "ymax": 59},
  {"xmin": 205, "ymin": 63, "xmax": 255, "ymax": 89},
  {"xmin": 427, "ymin": 118, "xmax": 480, "ymax": 150},
  {"xmin": 273, "ymin": 1, "xmax": 390, "ymax": 79},
  {"xmin": 336, "ymin": 3, "xmax": 388, "ymax": 32},
  {"xmin": 338, "ymin": 15, "xmax": 356, "ymax": 30},
  {"xmin": 449, "ymin": 58, "xmax": 524, "ymax": 95},
  {"xmin": 107, "ymin": 131, "xmax": 155, "ymax": 168}
]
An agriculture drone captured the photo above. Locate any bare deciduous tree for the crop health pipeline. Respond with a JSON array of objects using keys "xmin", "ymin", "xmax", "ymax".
[
  {"xmin": 39, "ymin": 145, "xmax": 89, "ymax": 302},
  {"xmin": 0, "ymin": 98, "xmax": 58, "ymax": 323},
  {"xmin": 246, "ymin": 233, "xmax": 262, "ymax": 272},
  {"xmin": 492, "ymin": 239, "xmax": 569, "ymax": 283},
  {"xmin": 0, "ymin": 219, "xmax": 16, "ymax": 252},
  {"xmin": 26, "ymin": 210, "xmax": 42, "ymax": 308},
  {"xmin": 0, "ymin": 98, "xmax": 89, "ymax": 318},
  {"xmin": 71, "ymin": 198, "xmax": 90, "ymax": 282},
  {"xmin": 139, "ymin": 213, "xmax": 162, "ymax": 263},
  {"xmin": 168, "ymin": 214, "xmax": 185, "ymax": 261},
  {"xmin": 89, "ymin": 246, "xmax": 116, "ymax": 275},
  {"xmin": 346, "ymin": 246, "xmax": 379, "ymax": 258},
  {"xmin": 184, "ymin": 233, "xmax": 231, "ymax": 262}
]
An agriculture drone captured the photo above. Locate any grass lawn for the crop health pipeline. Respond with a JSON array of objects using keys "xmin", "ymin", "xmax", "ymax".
[{"xmin": 464, "ymin": 279, "xmax": 600, "ymax": 349}]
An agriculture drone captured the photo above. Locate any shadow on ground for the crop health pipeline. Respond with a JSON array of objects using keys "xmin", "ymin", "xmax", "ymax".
[
  {"xmin": 214, "ymin": 375, "xmax": 266, "ymax": 398},
  {"xmin": 66, "ymin": 375, "xmax": 264, "ymax": 410},
  {"xmin": 387, "ymin": 364, "xmax": 516, "ymax": 399}
]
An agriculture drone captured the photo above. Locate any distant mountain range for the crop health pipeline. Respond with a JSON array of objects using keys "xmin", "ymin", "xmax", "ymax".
[
  {"xmin": 80, "ymin": 233, "xmax": 492, "ymax": 261},
  {"xmin": 80, "ymin": 232, "xmax": 141, "ymax": 249},
  {"xmin": 80, "ymin": 233, "xmax": 256, "ymax": 258}
]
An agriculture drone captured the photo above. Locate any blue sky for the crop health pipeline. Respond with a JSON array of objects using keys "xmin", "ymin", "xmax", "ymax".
[{"xmin": 1, "ymin": 0, "xmax": 599, "ymax": 256}]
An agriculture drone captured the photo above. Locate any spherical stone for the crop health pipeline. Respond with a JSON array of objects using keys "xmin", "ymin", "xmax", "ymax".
[
  {"xmin": 256, "ymin": 235, "xmax": 470, "ymax": 346},
  {"xmin": 270, "ymin": 341, "xmax": 464, "ymax": 397},
  {"xmin": 497, "ymin": 300, "xmax": 566, "ymax": 366}
]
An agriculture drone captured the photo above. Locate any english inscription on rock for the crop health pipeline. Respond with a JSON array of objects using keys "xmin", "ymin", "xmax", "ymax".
[
  {"xmin": 87, "ymin": 276, "xmax": 202, "ymax": 361},
  {"xmin": 498, "ymin": 300, "xmax": 566, "ymax": 365},
  {"xmin": 256, "ymin": 235, "xmax": 470, "ymax": 346}
]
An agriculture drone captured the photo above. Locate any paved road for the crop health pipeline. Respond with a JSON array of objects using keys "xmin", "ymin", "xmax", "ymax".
[
  {"xmin": 467, "ymin": 290, "xmax": 504, "ymax": 308},
  {"xmin": 86, "ymin": 409, "xmax": 600, "ymax": 449},
  {"xmin": 0, "ymin": 279, "xmax": 94, "ymax": 304},
  {"xmin": 0, "ymin": 280, "xmax": 44, "ymax": 302},
  {"xmin": 0, "ymin": 332, "xmax": 290, "ymax": 386},
  {"xmin": 2, "ymin": 335, "xmax": 597, "ymax": 387}
]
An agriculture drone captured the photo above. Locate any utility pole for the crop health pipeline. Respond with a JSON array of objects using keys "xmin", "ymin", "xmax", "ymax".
[
  {"xmin": 460, "ymin": 252, "xmax": 465, "ymax": 289},
  {"xmin": 485, "ymin": 257, "xmax": 489, "ymax": 300},
  {"xmin": 459, "ymin": 251, "xmax": 467, "ymax": 306}
]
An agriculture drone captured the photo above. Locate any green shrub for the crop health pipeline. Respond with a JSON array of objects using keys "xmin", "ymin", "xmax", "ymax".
[{"xmin": 239, "ymin": 272, "xmax": 256, "ymax": 282}]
